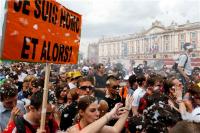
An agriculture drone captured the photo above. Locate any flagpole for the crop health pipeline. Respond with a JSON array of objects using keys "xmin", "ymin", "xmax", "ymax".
[{"xmin": 40, "ymin": 63, "xmax": 51, "ymax": 131}]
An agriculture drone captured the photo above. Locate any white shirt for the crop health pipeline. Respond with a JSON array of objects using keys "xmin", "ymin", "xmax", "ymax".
[
  {"xmin": 68, "ymin": 82, "xmax": 77, "ymax": 89},
  {"xmin": 18, "ymin": 72, "xmax": 27, "ymax": 82},
  {"xmin": 178, "ymin": 53, "xmax": 192, "ymax": 75},
  {"xmin": 132, "ymin": 86, "xmax": 146, "ymax": 107}
]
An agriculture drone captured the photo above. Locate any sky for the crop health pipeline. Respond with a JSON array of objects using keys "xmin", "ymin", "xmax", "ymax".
[{"xmin": 1, "ymin": 0, "xmax": 200, "ymax": 57}]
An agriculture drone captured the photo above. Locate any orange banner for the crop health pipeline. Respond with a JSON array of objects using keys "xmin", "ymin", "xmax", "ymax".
[{"xmin": 1, "ymin": 0, "xmax": 82, "ymax": 64}]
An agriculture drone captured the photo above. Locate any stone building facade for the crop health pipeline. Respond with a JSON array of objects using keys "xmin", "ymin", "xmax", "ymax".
[{"xmin": 97, "ymin": 20, "xmax": 200, "ymax": 66}]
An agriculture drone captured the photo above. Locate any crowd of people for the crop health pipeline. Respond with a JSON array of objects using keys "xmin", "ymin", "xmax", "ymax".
[{"xmin": 0, "ymin": 43, "xmax": 200, "ymax": 133}]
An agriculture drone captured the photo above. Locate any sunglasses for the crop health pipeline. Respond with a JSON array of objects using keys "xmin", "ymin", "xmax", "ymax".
[
  {"xmin": 176, "ymin": 84, "xmax": 182, "ymax": 87},
  {"xmin": 62, "ymin": 89, "xmax": 68, "ymax": 92},
  {"xmin": 79, "ymin": 86, "xmax": 94, "ymax": 90},
  {"xmin": 111, "ymin": 85, "xmax": 120, "ymax": 90}
]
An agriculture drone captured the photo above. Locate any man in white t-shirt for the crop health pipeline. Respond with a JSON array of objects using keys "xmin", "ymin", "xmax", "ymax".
[
  {"xmin": 177, "ymin": 43, "xmax": 193, "ymax": 94},
  {"xmin": 132, "ymin": 75, "xmax": 146, "ymax": 116}
]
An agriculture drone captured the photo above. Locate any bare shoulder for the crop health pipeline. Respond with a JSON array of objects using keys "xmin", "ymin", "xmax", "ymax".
[{"xmin": 65, "ymin": 124, "xmax": 80, "ymax": 133}]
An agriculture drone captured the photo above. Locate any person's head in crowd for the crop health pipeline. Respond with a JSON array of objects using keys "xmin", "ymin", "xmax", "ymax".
[
  {"xmin": 28, "ymin": 91, "xmax": 54, "ymax": 124},
  {"xmin": 143, "ymin": 60, "xmax": 147, "ymax": 65},
  {"xmin": 4, "ymin": 67, "xmax": 11, "ymax": 76},
  {"xmin": 59, "ymin": 73, "xmax": 67, "ymax": 82},
  {"xmin": 128, "ymin": 74, "xmax": 138, "ymax": 90},
  {"xmin": 77, "ymin": 76, "xmax": 94, "ymax": 96},
  {"xmin": 189, "ymin": 83, "xmax": 200, "ymax": 106},
  {"xmin": 98, "ymin": 100, "xmax": 109, "ymax": 117},
  {"xmin": 170, "ymin": 121, "xmax": 200, "ymax": 133},
  {"xmin": 128, "ymin": 116, "xmax": 145, "ymax": 133},
  {"xmin": 170, "ymin": 76, "xmax": 183, "ymax": 91},
  {"xmin": 70, "ymin": 71, "xmax": 82, "ymax": 86},
  {"xmin": 11, "ymin": 63, "xmax": 23, "ymax": 74},
  {"xmin": 7, "ymin": 73, "xmax": 18, "ymax": 84},
  {"xmin": 145, "ymin": 100, "xmax": 181, "ymax": 133},
  {"xmin": 78, "ymin": 96, "xmax": 100, "ymax": 125},
  {"xmin": 154, "ymin": 75, "xmax": 165, "ymax": 92},
  {"xmin": 134, "ymin": 65, "xmax": 144, "ymax": 75},
  {"xmin": 67, "ymin": 89, "xmax": 79, "ymax": 105},
  {"xmin": 55, "ymin": 85, "xmax": 68, "ymax": 104},
  {"xmin": 0, "ymin": 80, "xmax": 18, "ymax": 110},
  {"xmin": 163, "ymin": 80, "xmax": 174, "ymax": 96},
  {"xmin": 107, "ymin": 74, "xmax": 120, "ymax": 84},
  {"xmin": 30, "ymin": 78, "xmax": 44, "ymax": 94},
  {"xmin": 97, "ymin": 63, "xmax": 105, "ymax": 75},
  {"xmin": 146, "ymin": 78, "xmax": 156, "ymax": 95},
  {"xmin": 192, "ymin": 67, "xmax": 200, "ymax": 80},
  {"xmin": 128, "ymin": 99, "xmax": 181, "ymax": 133},
  {"xmin": 183, "ymin": 42, "xmax": 193, "ymax": 53},
  {"xmin": 136, "ymin": 74, "xmax": 146, "ymax": 88},
  {"xmin": 22, "ymin": 75, "xmax": 36, "ymax": 91},
  {"xmin": 81, "ymin": 66, "xmax": 89, "ymax": 76},
  {"xmin": 106, "ymin": 77, "xmax": 120, "ymax": 97}
]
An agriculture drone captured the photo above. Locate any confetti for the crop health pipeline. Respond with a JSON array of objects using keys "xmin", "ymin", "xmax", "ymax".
[
  {"xmin": 64, "ymin": 33, "xmax": 70, "ymax": 37},
  {"xmin": 25, "ymin": 38, "xmax": 31, "ymax": 43},
  {"xmin": 33, "ymin": 24, "xmax": 38, "ymax": 30},
  {"xmin": 19, "ymin": 18, "xmax": 28, "ymax": 26},
  {"xmin": 10, "ymin": 30, "xmax": 19, "ymax": 36}
]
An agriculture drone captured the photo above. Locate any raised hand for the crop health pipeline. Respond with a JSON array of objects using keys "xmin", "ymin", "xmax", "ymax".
[
  {"xmin": 106, "ymin": 103, "xmax": 123, "ymax": 120},
  {"xmin": 125, "ymin": 94, "xmax": 134, "ymax": 111},
  {"xmin": 10, "ymin": 106, "xmax": 21, "ymax": 120}
]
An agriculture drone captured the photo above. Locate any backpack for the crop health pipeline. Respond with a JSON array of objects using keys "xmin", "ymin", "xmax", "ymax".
[
  {"xmin": 172, "ymin": 54, "xmax": 188, "ymax": 72},
  {"xmin": 14, "ymin": 116, "xmax": 54, "ymax": 133}
]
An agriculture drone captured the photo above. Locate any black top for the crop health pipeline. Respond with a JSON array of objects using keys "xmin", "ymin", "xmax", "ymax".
[
  {"xmin": 94, "ymin": 73, "xmax": 107, "ymax": 88},
  {"xmin": 59, "ymin": 101, "xmax": 78, "ymax": 131}
]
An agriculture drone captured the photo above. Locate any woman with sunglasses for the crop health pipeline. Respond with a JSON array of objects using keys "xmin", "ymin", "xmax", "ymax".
[{"xmin": 66, "ymin": 95, "xmax": 134, "ymax": 133}]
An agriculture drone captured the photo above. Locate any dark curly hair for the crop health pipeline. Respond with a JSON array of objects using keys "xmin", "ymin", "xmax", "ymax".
[{"xmin": 0, "ymin": 80, "xmax": 18, "ymax": 101}]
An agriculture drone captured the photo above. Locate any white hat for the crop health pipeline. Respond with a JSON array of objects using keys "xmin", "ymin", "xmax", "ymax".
[
  {"xmin": 124, "ymin": 75, "xmax": 129, "ymax": 80},
  {"xmin": 82, "ymin": 66, "xmax": 89, "ymax": 72},
  {"xmin": 186, "ymin": 45, "xmax": 194, "ymax": 50}
]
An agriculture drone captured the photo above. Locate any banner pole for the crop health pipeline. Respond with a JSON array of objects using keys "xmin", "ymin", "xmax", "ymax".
[{"xmin": 40, "ymin": 63, "xmax": 51, "ymax": 131}]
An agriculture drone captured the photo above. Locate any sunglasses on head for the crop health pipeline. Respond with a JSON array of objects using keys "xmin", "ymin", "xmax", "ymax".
[
  {"xmin": 79, "ymin": 86, "xmax": 94, "ymax": 90},
  {"xmin": 192, "ymin": 95, "xmax": 200, "ymax": 100}
]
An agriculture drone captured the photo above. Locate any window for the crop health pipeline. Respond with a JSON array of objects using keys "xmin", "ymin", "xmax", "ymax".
[
  {"xmin": 154, "ymin": 44, "xmax": 159, "ymax": 52},
  {"xmin": 165, "ymin": 35, "xmax": 169, "ymax": 41},
  {"xmin": 192, "ymin": 41, "xmax": 196, "ymax": 48},
  {"xmin": 180, "ymin": 34, "xmax": 185, "ymax": 40},
  {"xmin": 191, "ymin": 32, "xmax": 196, "ymax": 38},
  {"xmin": 181, "ymin": 42, "xmax": 184, "ymax": 50},
  {"xmin": 165, "ymin": 43, "xmax": 169, "ymax": 51},
  {"xmin": 137, "ymin": 41, "xmax": 140, "ymax": 53}
]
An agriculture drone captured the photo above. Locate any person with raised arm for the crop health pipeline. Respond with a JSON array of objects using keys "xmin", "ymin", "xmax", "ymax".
[{"xmin": 66, "ymin": 95, "xmax": 134, "ymax": 133}]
